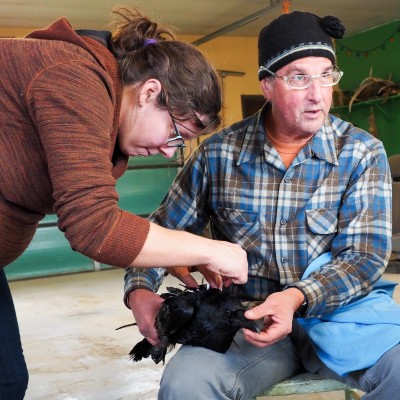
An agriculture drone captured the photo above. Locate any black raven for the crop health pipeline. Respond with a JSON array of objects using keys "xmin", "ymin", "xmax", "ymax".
[{"xmin": 117, "ymin": 285, "xmax": 260, "ymax": 364}]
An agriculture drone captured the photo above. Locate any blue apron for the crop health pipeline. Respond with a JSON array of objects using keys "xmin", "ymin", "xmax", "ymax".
[{"xmin": 298, "ymin": 252, "xmax": 400, "ymax": 376}]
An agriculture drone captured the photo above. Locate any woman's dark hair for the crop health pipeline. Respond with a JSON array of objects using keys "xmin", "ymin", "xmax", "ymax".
[{"xmin": 110, "ymin": 6, "xmax": 221, "ymax": 134}]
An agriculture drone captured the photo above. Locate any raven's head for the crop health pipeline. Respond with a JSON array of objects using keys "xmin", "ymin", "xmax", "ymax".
[{"xmin": 198, "ymin": 288, "xmax": 259, "ymax": 331}]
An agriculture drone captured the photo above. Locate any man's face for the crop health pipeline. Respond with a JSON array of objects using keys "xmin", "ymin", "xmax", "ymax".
[{"xmin": 261, "ymin": 57, "xmax": 334, "ymax": 137}]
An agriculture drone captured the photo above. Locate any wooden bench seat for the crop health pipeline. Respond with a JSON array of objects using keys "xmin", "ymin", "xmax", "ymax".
[{"xmin": 252, "ymin": 372, "xmax": 361, "ymax": 399}]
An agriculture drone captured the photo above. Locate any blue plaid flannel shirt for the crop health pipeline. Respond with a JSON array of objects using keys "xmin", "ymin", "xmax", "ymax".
[{"xmin": 124, "ymin": 105, "xmax": 392, "ymax": 318}]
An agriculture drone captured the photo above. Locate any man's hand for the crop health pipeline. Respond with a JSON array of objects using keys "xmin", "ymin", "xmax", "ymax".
[
  {"xmin": 242, "ymin": 288, "xmax": 305, "ymax": 347},
  {"xmin": 166, "ymin": 265, "xmax": 223, "ymax": 289},
  {"xmin": 128, "ymin": 289, "xmax": 164, "ymax": 345}
]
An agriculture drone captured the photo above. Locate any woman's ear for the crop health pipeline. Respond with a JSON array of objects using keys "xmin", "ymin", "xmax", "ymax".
[{"xmin": 141, "ymin": 79, "xmax": 162, "ymax": 103}]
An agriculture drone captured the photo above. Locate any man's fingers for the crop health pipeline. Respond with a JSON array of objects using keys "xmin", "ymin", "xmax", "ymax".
[
  {"xmin": 177, "ymin": 274, "xmax": 199, "ymax": 289},
  {"xmin": 223, "ymin": 278, "xmax": 233, "ymax": 287},
  {"xmin": 195, "ymin": 265, "xmax": 223, "ymax": 289},
  {"xmin": 244, "ymin": 303, "xmax": 267, "ymax": 320},
  {"xmin": 146, "ymin": 336, "xmax": 159, "ymax": 346},
  {"xmin": 166, "ymin": 267, "xmax": 199, "ymax": 288}
]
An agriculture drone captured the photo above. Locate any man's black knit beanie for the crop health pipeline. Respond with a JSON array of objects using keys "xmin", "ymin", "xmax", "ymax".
[{"xmin": 258, "ymin": 11, "xmax": 345, "ymax": 80}]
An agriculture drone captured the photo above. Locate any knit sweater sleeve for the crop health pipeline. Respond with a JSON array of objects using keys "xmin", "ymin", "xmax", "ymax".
[{"xmin": 26, "ymin": 58, "xmax": 149, "ymax": 266}]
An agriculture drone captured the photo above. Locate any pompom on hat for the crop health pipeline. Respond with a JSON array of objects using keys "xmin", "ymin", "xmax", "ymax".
[{"xmin": 258, "ymin": 11, "xmax": 345, "ymax": 80}]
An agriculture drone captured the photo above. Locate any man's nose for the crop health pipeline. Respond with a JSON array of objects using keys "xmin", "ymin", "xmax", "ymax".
[{"xmin": 307, "ymin": 78, "xmax": 324, "ymax": 101}]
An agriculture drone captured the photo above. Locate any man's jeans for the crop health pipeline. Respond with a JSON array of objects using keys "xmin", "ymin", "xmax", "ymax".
[
  {"xmin": 0, "ymin": 268, "xmax": 28, "ymax": 400},
  {"xmin": 159, "ymin": 319, "xmax": 400, "ymax": 400}
]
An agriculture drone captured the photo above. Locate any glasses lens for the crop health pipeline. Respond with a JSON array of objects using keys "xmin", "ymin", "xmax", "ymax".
[
  {"xmin": 319, "ymin": 72, "xmax": 334, "ymax": 86},
  {"xmin": 320, "ymin": 68, "xmax": 343, "ymax": 87},
  {"xmin": 287, "ymin": 75, "xmax": 311, "ymax": 89},
  {"xmin": 287, "ymin": 68, "xmax": 343, "ymax": 89},
  {"xmin": 167, "ymin": 138, "xmax": 185, "ymax": 148},
  {"xmin": 332, "ymin": 70, "xmax": 343, "ymax": 84},
  {"xmin": 166, "ymin": 119, "xmax": 186, "ymax": 148}
]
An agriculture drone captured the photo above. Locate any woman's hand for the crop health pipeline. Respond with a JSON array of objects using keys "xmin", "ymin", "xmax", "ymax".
[
  {"xmin": 131, "ymin": 223, "xmax": 249, "ymax": 285},
  {"xmin": 204, "ymin": 239, "xmax": 248, "ymax": 285}
]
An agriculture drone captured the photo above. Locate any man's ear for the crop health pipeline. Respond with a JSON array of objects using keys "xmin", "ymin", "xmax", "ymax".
[
  {"xmin": 260, "ymin": 78, "xmax": 273, "ymax": 101},
  {"xmin": 141, "ymin": 79, "xmax": 162, "ymax": 103}
]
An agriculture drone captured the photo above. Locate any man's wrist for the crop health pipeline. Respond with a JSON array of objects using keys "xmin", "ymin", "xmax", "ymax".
[
  {"xmin": 124, "ymin": 286, "xmax": 153, "ymax": 309},
  {"xmin": 284, "ymin": 286, "xmax": 308, "ymax": 318},
  {"xmin": 294, "ymin": 296, "xmax": 308, "ymax": 318}
]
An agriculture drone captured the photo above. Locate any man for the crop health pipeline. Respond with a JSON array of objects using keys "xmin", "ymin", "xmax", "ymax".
[{"xmin": 124, "ymin": 11, "xmax": 399, "ymax": 399}]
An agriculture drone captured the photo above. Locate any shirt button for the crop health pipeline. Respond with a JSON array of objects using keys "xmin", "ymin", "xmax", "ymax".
[
  {"xmin": 280, "ymin": 219, "xmax": 287, "ymax": 225},
  {"xmin": 281, "ymin": 257, "xmax": 287, "ymax": 264},
  {"xmin": 284, "ymin": 177, "xmax": 291, "ymax": 183}
]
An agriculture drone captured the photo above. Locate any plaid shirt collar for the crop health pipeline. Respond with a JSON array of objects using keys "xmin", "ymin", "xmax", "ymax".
[{"xmin": 237, "ymin": 102, "xmax": 340, "ymax": 168}]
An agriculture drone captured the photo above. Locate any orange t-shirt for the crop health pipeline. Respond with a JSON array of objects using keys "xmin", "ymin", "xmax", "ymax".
[{"xmin": 267, "ymin": 132, "xmax": 311, "ymax": 168}]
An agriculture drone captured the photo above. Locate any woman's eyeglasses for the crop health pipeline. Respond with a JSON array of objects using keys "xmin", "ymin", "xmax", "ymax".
[
  {"xmin": 163, "ymin": 89, "xmax": 206, "ymax": 148},
  {"xmin": 166, "ymin": 119, "xmax": 186, "ymax": 148}
]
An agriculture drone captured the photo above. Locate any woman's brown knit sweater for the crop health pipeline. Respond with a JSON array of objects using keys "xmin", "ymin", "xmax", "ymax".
[{"xmin": 0, "ymin": 18, "xmax": 149, "ymax": 268}]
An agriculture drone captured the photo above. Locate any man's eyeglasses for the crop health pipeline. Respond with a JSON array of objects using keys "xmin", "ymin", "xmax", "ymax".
[
  {"xmin": 259, "ymin": 65, "xmax": 344, "ymax": 90},
  {"xmin": 166, "ymin": 119, "xmax": 186, "ymax": 148}
]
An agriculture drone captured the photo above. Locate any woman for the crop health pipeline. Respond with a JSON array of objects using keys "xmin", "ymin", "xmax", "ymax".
[{"xmin": 0, "ymin": 6, "xmax": 248, "ymax": 399}]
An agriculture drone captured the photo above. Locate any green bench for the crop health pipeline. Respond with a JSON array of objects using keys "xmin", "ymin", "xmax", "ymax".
[{"xmin": 252, "ymin": 373, "xmax": 361, "ymax": 399}]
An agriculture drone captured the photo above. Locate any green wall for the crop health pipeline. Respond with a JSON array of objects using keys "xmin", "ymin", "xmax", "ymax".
[
  {"xmin": 5, "ymin": 155, "xmax": 181, "ymax": 281},
  {"xmin": 336, "ymin": 19, "xmax": 400, "ymax": 92},
  {"xmin": 332, "ymin": 19, "xmax": 400, "ymax": 156}
]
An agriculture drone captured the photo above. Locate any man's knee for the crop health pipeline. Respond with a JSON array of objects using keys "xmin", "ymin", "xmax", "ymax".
[
  {"xmin": 378, "ymin": 344, "xmax": 400, "ymax": 380},
  {"xmin": 359, "ymin": 344, "xmax": 400, "ymax": 398},
  {"xmin": 158, "ymin": 347, "xmax": 229, "ymax": 399}
]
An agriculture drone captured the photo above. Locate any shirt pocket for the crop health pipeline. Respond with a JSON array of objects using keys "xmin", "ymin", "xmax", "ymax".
[
  {"xmin": 212, "ymin": 208, "xmax": 261, "ymax": 254},
  {"xmin": 306, "ymin": 208, "xmax": 338, "ymax": 259},
  {"xmin": 306, "ymin": 208, "xmax": 338, "ymax": 235}
]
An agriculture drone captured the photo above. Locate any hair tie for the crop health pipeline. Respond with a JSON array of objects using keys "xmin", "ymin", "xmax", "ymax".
[{"xmin": 143, "ymin": 38, "xmax": 157, "ymax": 47}]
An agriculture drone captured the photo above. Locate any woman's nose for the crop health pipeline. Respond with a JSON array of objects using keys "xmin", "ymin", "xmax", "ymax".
[{"xmin": 159, "ymin": 146, "xmax": 177, "ymax": 159}]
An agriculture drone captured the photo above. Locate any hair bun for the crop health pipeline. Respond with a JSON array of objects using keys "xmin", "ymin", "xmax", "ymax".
[{"xmin": 319, "ymin": 16, "xmax": 345, "ymax": 39}]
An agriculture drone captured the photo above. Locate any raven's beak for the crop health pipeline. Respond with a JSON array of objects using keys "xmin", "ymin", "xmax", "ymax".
[
  {"xmin": 243, "ymin": 319, "xmax": 261, "ymax": 333},
  {"xmin": 234, "ymin": 311, "xmax": 261, "ymax": 333}
]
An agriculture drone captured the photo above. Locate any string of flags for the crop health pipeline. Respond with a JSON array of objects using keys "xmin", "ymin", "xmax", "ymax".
[{"xmin": 338, "ymin": 23, "xmax": 400, "ymax": 57}]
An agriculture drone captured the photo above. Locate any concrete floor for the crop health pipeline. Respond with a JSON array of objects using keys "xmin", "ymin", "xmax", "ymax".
[{"xmin": 9, "ymin": 269, "xmax": 400, "ymax": 400}]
